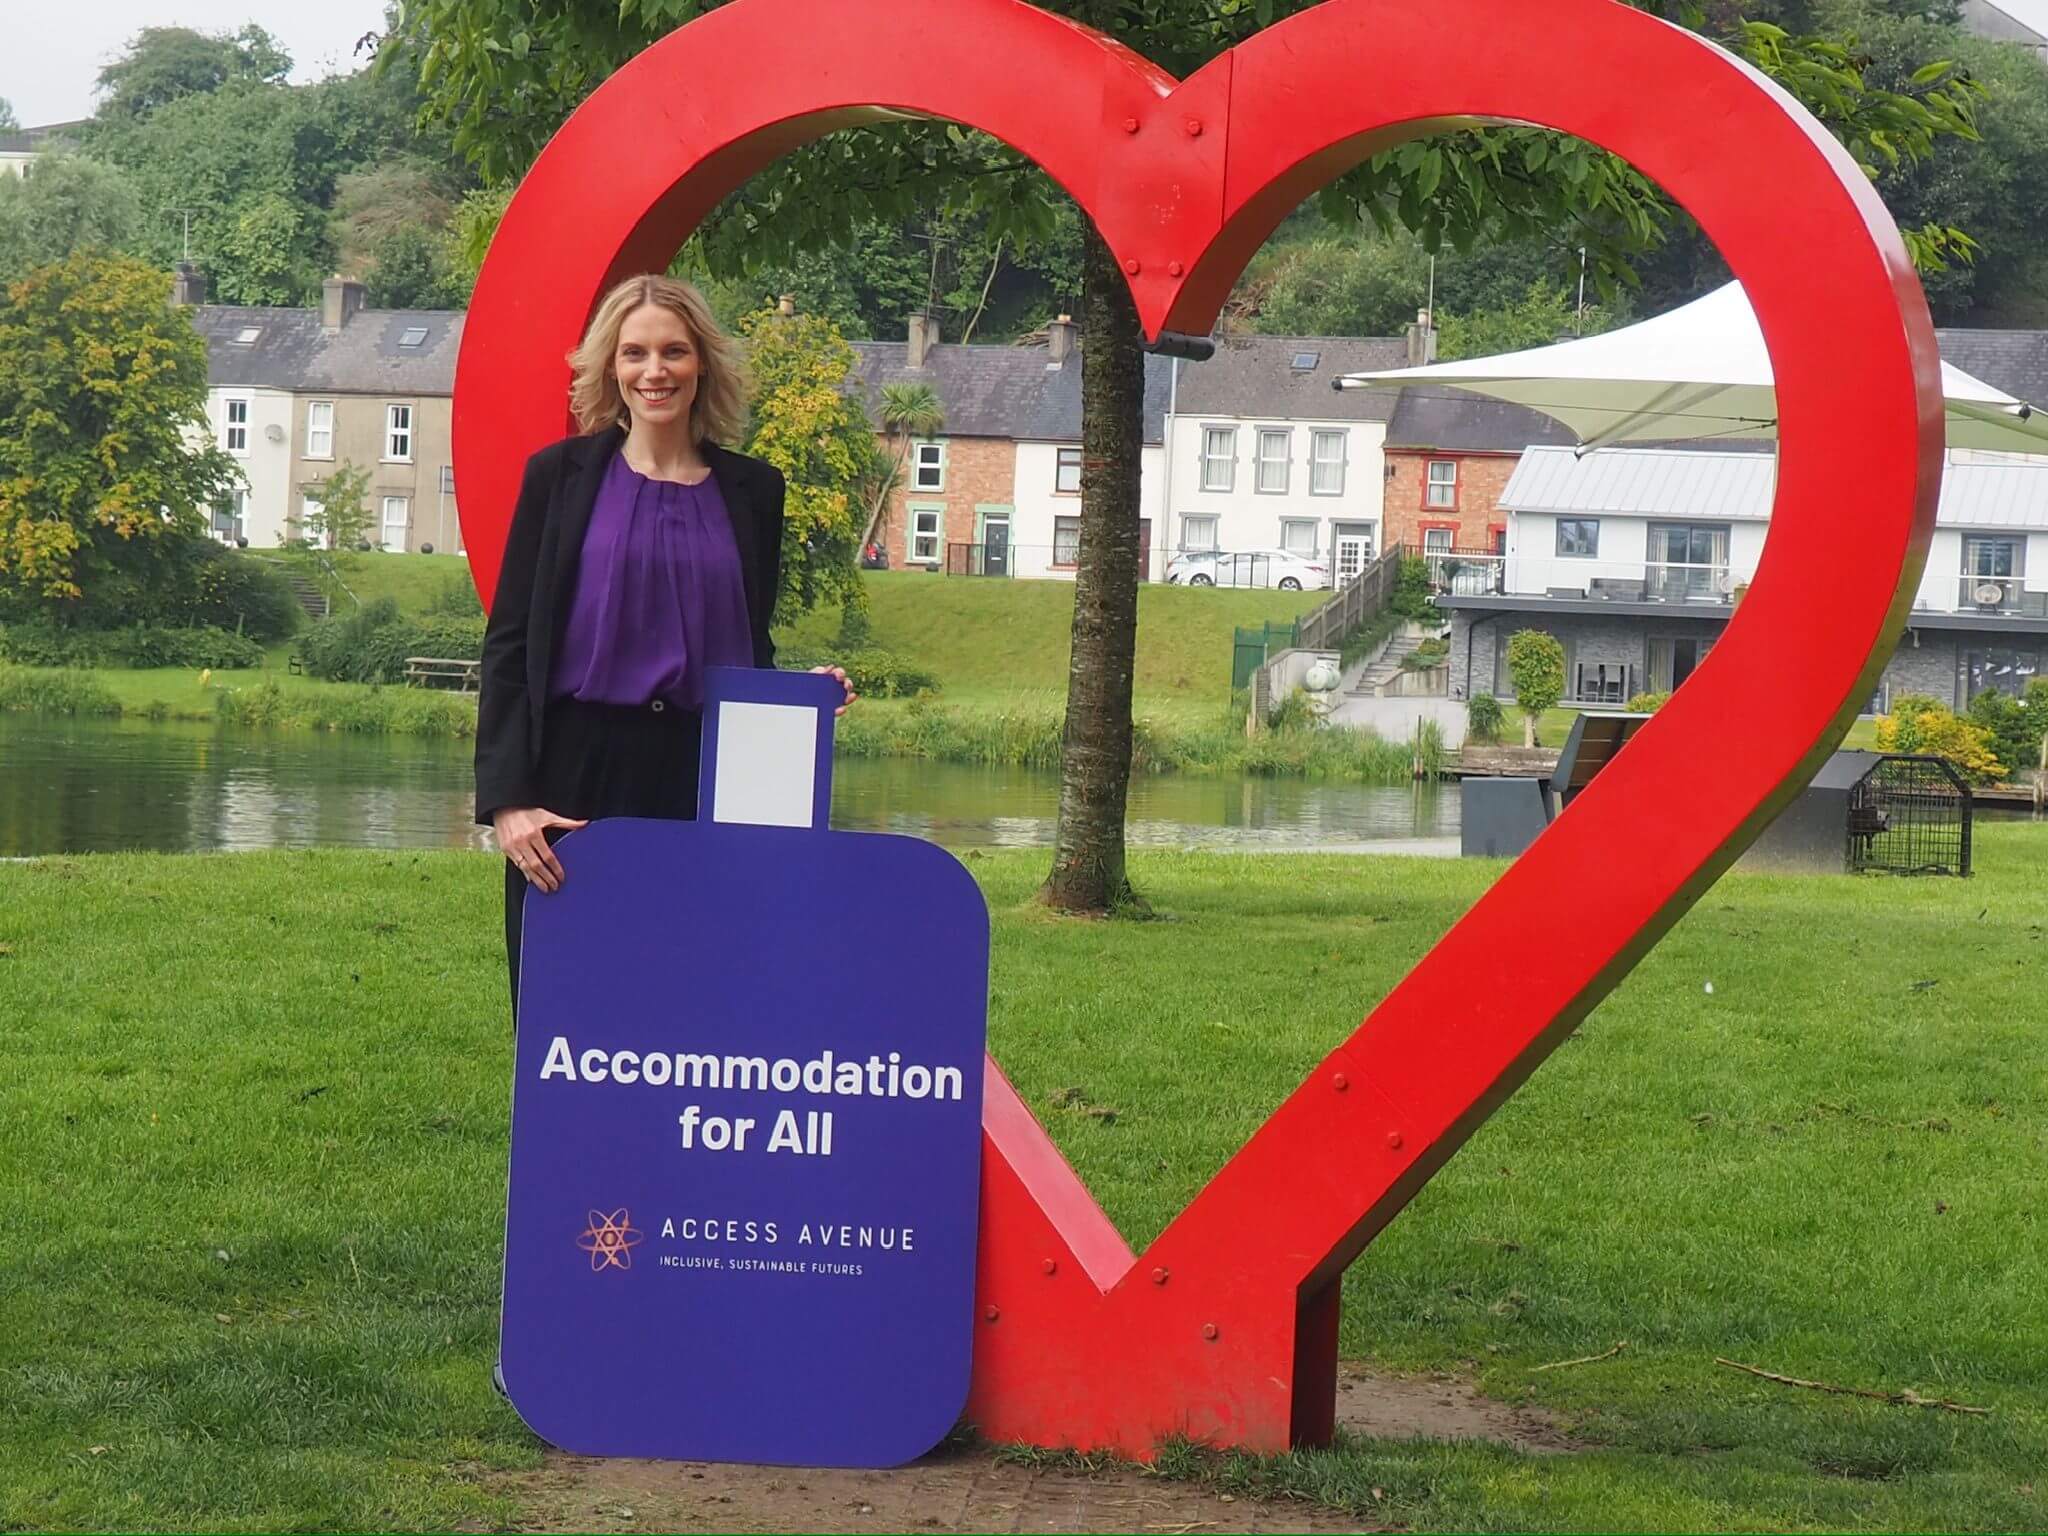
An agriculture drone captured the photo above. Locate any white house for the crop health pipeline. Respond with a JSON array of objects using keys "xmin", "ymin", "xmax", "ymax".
[{"xmin": 1161, "ymin": 334, "xmax": 1412, "ymax": 586}]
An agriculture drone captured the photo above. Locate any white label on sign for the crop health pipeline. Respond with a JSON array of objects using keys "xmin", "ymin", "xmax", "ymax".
[{"xmin": 712, "ymin": 701, "xmax": 817, "ymax": 828}]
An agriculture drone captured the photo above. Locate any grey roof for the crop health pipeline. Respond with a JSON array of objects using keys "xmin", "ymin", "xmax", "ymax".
[
  {"xmin": 1938, "ymin": 328, "xmax": 2048, "ymax": 407},
  {"xmin": 192, "ymin": 305, "xmax": 464, "ymax": 396},
  {"xmin": 1384, "ymin": 390, "xmax": 1579, "ymax": 453},
  {"xmin": 1173, "ymin": 333, "xmax": 1410, "ymax": 422},
  {"xmin": 846, "ymin": 341, "xmax": 1171, "ymax": 445},
  {"xmin": 1506, "ymin": 443, "xmax": 2048, "ymax": 531},
  {"xmin": 0, "ymin": 121, "xmax": 86, "ymax": 154},
  {"xmin": 1503, "ymin": 446, "xmax": 1777, "ymax": 520}
]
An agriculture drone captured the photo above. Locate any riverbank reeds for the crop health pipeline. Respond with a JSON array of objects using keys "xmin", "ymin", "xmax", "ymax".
[
  {"xmin": 211, "ymin": 677, "xmax": 478, "ymax": 737},
  {"xmin": 0, "ymin": 665, "xmax": 122, "ymax": 718}
]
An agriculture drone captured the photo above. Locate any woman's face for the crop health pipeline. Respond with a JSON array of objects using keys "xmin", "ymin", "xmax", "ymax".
[{"xmin": 612, "ymin": 303, "xmax": 701, "ymax": 432}]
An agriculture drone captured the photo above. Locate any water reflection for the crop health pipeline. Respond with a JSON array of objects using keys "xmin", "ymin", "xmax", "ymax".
[{"xmin": 1, "ymin": 715, "xmax": 1458, "ymax": 858}]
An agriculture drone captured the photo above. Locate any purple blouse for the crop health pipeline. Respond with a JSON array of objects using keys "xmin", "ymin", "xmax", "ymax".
[{"xmin": 549, "ymin": 453, "xmax": 754, "ymax": 710}]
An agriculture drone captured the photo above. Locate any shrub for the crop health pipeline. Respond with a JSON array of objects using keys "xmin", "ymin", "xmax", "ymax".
[
  {"xmin": 358, "ymin": 617, "xmax": 487, "ymax": 686},
  {"xmin": 298, "ymin": 598, "xmax": 404, "ymax": 682},
  {"xmin": 184, "ymin": 545, "xmax": 302, "ymax": 640},
  {"xmin": 1874, "ymin": 700, "xmax": 2006, "ymax": 784},
  {"xmin": 1266, "ymin": 687, "xmax": 1322, "ymax": 732},
  {"xmin": 1389, "ymin": 556, "xmax": 1435, "ymax": 621},
  {"xmin": 0, "ymin": 621, "xmax": 263, "ymax": 669},
  {"xmin": 1965, "ymin": 682, "xmax": 2048, "ymax": 775},
  {"xmin": 779, "ymin": 647, "xmax": 937, "ymax": 699},
  {"xmin": 426, "ymin": 571, "xmax": 485, "ymax": 619},
  {"xmin": 1626, "ymin": 690, "xmax": 1672, "ymax": 713},
  {"xmin": 1466, "ymin": 692, "xmax": 1504, "ymax": 743},
  {"xmin": 1401, "ymin": 636, "xmax": 1449, "ymax": 671}
]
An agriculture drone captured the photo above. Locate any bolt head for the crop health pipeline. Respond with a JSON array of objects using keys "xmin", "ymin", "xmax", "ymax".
[
  {"xmin": 1168, "ymin": 260, "xmax": 1184, "ymax": 277},
  {"xmin": 1122, "ymin": 116, "xmax": 1140, "ymax": 134},
  {"xmin": 984, "ymin": 1305, "xmax": 1001, "ymax": 1323},
  {"xmin": 1041, "ymin": 1258, "xmax": 1058, "ymax": 1276},
  {"xmin": 1387, "ymin": 1131, "xmax": 1404, "ymax": 1150},
  {"xmin": 1151, "ymin": 1266, "xmax": 1169, "ymax": 1285},
  {"xmin": 1332, "ymin": 1072, "xmax": 1350, "ymax": 1091},
  {"xmin": 1202, "ymin": 1323, "xmax": 1219, "ymax": 1341},
  {"xmin": 1184, "ymin": 117, "xmax": 1204, "ymax": 137},
  {"xmin": 1123, "ymin": 258, "xmax": 1142, "ymax": 276}
]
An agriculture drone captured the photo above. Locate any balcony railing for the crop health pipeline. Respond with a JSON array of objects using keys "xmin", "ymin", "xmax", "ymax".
[{"xmin": 1956, "ymin": 574, "xmax": 2048, "ymax": 616}]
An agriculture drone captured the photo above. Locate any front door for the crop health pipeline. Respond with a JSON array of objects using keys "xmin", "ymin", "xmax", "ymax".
[
  {"xmin": 983, "ymin": 518, "xmax": 1010, "ymax": 577},
  {"xmin": 1335, "ymin": 533, "xmax": 1372, "ymax": 587}
]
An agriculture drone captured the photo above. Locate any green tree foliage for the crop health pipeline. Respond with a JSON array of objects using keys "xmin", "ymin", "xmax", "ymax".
[
  {"xmin": 1964, "ymin": 679, "xmax": 2048, "ymax": 775},
  {"xmin": 0, "ymin": 252, "xmax": 239, "ymax": 606},
  {"xmin": 862, "ymin": 381, "xmax": 944, "ymax": 550},
  {"xmin": 1438, "ymin": 278, "xmax": 1621, "ymax": 360},
  {"xmin": 738, "ymin": 307, "xmax": 882, "ymax": 625},
  {"xmin": 0, "ymin": 99, "xmax": 19, "ymax": 132},
  {"xmin": 0, "ymin": 154, "xmax": 143, "ymax": 283},
  {"xmin": 289, "ymin": 461, "xmax": 378, "ymax": 611},
  {"xmin": 331, "ymin": 161, "xmax": 470, "ymax": 308},
  {"xmin": 93, "ymin": 24, "xmax": 291, "ymax": 121},
  {"xmin": 1505, "ymin": 630, "xmax": 1566, "ymax": 746},
  {"xmin": 1875, "ymin": 692, "xmax": 2006, "ymax": 782}
]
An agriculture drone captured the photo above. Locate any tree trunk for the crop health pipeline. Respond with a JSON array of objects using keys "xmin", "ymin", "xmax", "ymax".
[{"xmin": 1041, "ymin": 224, "xmax": 1145, "ymax": 914}]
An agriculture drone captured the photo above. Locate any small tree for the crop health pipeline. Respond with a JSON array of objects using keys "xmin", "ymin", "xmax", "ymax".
[
  {"xmin": 738, "ymin": 306, "xmax": 880, "ymax": 626},
  {"xmin": 289, "ymin": 461, "xmax": 375, "ymax": 609},
  {"xmin": 0, "ymin": 251, "xmax": 238, "ymax": 610},
  {"xmin": 1505, "ymin": 629, "xmax": 1565, "ymax": 747},
  {"xmin": 1876, "ymin": 697, "xmax": 2006, "ymax": 784},
  {"xmin": 861, "ymin": 380, "xmax": 943, "ymax": 555}
]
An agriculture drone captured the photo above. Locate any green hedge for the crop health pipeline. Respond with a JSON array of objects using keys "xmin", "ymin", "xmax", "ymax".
[
  {"xmin": 0, "ymin": 622, "xmax": 265, "ymax": 670},
  {"xmin": 778, "ymin": 646, "xmax": 938, "ymax": 699},
  {"xmin": 298, "ymin": 598, "xmax": 486, "ymax": 685}
]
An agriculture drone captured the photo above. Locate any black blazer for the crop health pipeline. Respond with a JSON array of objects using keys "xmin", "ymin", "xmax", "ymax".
[{"xmin": 473, "ymin": 428, "xmax": 785, "ymax": 825}]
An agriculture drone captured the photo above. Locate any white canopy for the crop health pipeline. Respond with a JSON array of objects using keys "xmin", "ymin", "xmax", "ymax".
[{"xmin": 1334, "ymin": 281, "xmax": 2048, "ymax": 455}]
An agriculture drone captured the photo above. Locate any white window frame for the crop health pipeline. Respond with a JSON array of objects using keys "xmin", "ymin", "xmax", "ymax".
[
  {"xmin": 1309, "ymin": 429, "xmax": 1347, "ymax": 496},
  {"xmin": 384, "ymin": 403, "xmax": 414, "ymax": 464},
  {"xmin": 1180, "ymin": 513, "xmax": 1220, "ymax": 552},
  {"xmin": 221, "ymin": 395, "xmax": 251, "ymax": 456},
  {"xmin": 1423, "ymin": 526, "xmax": 1454, "ymax": 555},
  {"xmin": 1054, "ymin": 446, "xmax": 1082, "ymax": 495},
  {"xmin": 1279, "ymin": 519, "xmax": 1318, "ymax": 556},
  {"xmin": 305, "ymin": 400, "xmax": 334, "ymax": 459},
  {"xmin": 1426, "ymin": 459, "xmax": 1458, "ymax": 508},
  {"xmin": 1254, "ymin": 428, "xmax": 1290, "ymax": 495},
  {"xmin": 381, "ymin": 495, "xmax": 410, "ymax": 552},
  {"xmin": 1199, "ymin": 426, "xmax": 1236, "ymax": 493},
  {"xmin": 912, "ymin": 440, "xmax": 946, "ymax": 492},
  {"xmin": 1052, "ymin": 514, "xmax": 1082, "ymax": 568},
  {"xmin": 908, "ymin": 503, "xmax": 943, "ymax": 565}
]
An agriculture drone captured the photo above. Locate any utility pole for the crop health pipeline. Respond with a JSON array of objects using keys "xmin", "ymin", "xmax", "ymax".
[{"xmin": 166, "ymin": 208, "xmax": 196, "ymax": 262}]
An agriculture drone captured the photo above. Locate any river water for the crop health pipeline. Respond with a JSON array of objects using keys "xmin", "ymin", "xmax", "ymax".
[{"xmin": 0, "ymin": 715, "xmax": 1459, "ymax": 858}]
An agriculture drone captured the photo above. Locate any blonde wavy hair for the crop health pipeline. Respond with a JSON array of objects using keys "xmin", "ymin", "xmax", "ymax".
[{"xmin": 567, "ymin": 275, "xmax": 746, "ymax": 444}]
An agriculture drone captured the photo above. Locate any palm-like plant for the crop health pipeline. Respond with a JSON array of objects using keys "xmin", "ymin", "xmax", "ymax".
[{"xmin": 861, "ymin": 380, "xmax": 944, "ymax": 553}]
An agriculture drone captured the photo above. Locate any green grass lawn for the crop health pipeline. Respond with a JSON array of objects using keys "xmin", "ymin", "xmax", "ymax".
[
  {"xmin": 331, "ymin": 552, "xmax": 476, "ymax": 618},
  {"xmin": 3, "ymin": 828, "xmax": 2045, "ymax": 1530}
]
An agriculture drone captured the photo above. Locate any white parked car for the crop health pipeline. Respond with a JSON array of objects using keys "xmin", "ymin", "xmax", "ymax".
[{"xmin": 1165, "ymin": 548, "xmax": 1331, "ymax": 591}]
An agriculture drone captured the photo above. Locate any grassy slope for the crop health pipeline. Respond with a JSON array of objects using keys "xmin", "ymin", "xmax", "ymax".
[{"xmin": 2, "ymin": 828, "xmax": 2044, "ymax": 1530}]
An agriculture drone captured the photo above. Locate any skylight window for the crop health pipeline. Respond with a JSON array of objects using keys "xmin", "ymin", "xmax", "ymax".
[
  {"xmin": 1290, "ymin": 350, "xmax": 1320, "ymax": 370},
  {"xmin": 233, "ymin": 326, "xmax": 263, "ymax": 345},
  {"xmin": 399, "ymin": 326, "xmax": 429, "ymax": 348}
]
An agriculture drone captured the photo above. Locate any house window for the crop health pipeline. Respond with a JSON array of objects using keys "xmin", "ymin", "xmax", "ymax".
[
  {"xmin": 1963, "ymin": 647, "xmax": 2040, "ymax": 701},
  {"xmin": 398, "ymin": 325, "xmax": 429, "ymax": 348},
  {"xmin": 1309, "ymin": 430, "xmax": 1346, "ymax": 495},
  {"xmin": 1053, "ymin": 515, "xmax": 1081, "ymax": 567},
  {"xmin": 1426, "ymin": 459, "xmax": 1458, "ymax": 508},
  {"xmin": 1279, "ymin": 520, "xmax": 1317, "ymax": 556},
  {"xmin": 212, "ymin": 489, "xmax": 248, "ymax": 543},
  {"xmin": 385, "ymin": 404, "xmax": 413, "ymax": 462},
  {"xmin": 439, "ymin": 464, "xmax": 456, "ymax": 495},
  {"xmin": 222, "ymin": 397, "xmax": 250, "ymax": 455},
  {"xmin": 1423, "ymin": 526, "xmax": 1454, "ymax": 555},
  {"xmin": 1648, "ymin": 521, "xmax": 1731, "ymax": 599},
  {"xmin": 909, "ymin": 505, "xmax": 942, "ymax": 563},
  {"xmin": 1054, "ymin": 446, "xmax": 1082, "ymax": 494},
  {"xmin": 381, "ymin": 495, "xmax": 410, "ymax": 551},
  {"xmin": 1200, "ymin": 427, "xmax": 1236, "ymax": 492},
  {"xmin": 1180, "ymin": 514, "xmax": 1220, "ymax": 551},
  {"xmin": 305, "ymin": 400, "xmax": 334, "ymax": 459},
  {"xmin": 1961, "ymin": 536, "xmax": 2021, "ymax": 607},
  {"xmin": 912, "ymin": 441, "xmax": 946, "ymax": 492},
  {"xmin": 1556, "ymin": 518, "xmax": 1600, "ymax": 558},
  {"xmin": 1255, "ymin": 429, "xmax": 1290, "ymax": 494}
]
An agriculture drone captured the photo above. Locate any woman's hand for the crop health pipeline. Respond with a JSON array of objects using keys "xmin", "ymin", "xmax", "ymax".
[
  {"xmin": 809, "ymin": 664, "xmax": 858, "ymax": 716},
  {"xmin": 493, "ymin": 806, "xmax": 590, "ymax": 892}
]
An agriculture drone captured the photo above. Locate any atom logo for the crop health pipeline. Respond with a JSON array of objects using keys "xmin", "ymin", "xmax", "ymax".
[{"xmin": 577, "ymin": 1208, "xmax": 643, "ymax": 1272}]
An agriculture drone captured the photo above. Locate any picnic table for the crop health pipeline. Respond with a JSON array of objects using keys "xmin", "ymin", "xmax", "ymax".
[{"xmin": 404, "ymin": 656, "xmax": 483, "ymax": 693}]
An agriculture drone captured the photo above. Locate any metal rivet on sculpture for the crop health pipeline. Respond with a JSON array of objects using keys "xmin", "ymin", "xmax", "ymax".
[{"xmin": 456, "ymin": 0, "xmax": 1942, "ymax": 1457}]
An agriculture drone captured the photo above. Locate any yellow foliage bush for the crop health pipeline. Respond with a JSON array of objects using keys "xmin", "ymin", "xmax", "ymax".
[{"xmin": 1873, "ymin": 702, "xmax": 2006, "ymax": 783}]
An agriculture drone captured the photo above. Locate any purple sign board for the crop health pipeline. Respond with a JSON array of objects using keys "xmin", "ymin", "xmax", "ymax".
[{"xmin": 502, "ymin": 669, "xmax": 989, "ymax": 1466}]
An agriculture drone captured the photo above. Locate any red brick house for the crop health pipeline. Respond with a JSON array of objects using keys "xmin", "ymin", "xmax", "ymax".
[{"xmin": 1383, "ymin": 393, "xmax": 1575, "ymax": 559}]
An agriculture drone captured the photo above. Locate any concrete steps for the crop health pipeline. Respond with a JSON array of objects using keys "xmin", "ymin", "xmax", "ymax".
[{"xmin": 1347, "ymin": 631, "xmax": 1429, "ymax": 697}]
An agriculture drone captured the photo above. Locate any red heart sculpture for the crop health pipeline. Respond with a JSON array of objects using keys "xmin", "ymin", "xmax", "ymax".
[{"xmin": 455, "ymin": 0, "xmax": 1942, "ymax": 1455}]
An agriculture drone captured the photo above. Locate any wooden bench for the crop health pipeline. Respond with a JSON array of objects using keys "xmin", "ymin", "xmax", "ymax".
[{"xmin": 404, "ymin": 656, "xmax": 482, "ymax": 693}]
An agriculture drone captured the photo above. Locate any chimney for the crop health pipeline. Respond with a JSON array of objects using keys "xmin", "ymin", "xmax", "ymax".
[
  {"xmin": 170, "ymin": 261, "xmax": 208, "ymax": 307},
  {"xmin": 1405, "ymin": 307, "xmax": 1437, "ymax": 367},
  {"xmin": 906, "ymin": 312, "xmax": 939, "ymax": 370},
  {"xmin": 777, "ymin": 293, "xmax": 797, "ymax": 317},
  {"xmin": 321, "ymin": 274, "xmax": 366, "ymax": 334},
  {"xmin": 1046, "ymin": 313, "xmax": 1076, "ymax": 365}
]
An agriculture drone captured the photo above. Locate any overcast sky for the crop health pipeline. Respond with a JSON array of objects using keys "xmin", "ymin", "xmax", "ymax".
[{"xmin": 5, "ymin": 2, "xmax": 392, "ymax": 128}]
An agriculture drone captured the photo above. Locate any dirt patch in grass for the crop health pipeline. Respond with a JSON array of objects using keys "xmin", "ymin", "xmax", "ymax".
[
  {"xmin": 490, "ymin": 1368, "xmax": 1577, "ymax": 1533},
  {"xmin": 1335, "ymin": 1363, "xmax": 1582, "ymax": 1455}
]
